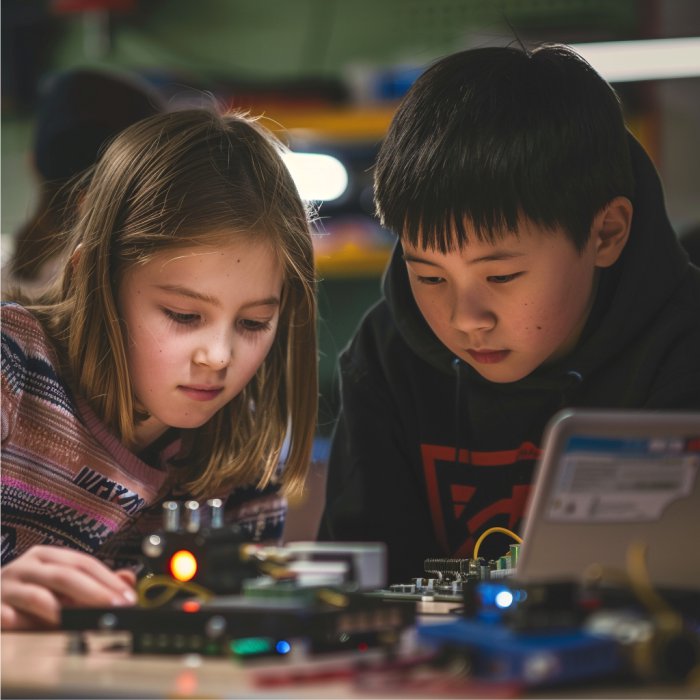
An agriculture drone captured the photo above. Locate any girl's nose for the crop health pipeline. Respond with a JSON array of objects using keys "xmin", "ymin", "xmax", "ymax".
[{"xmin": 193, "ymin": 333, "xmax": 233, "ymax": 369}]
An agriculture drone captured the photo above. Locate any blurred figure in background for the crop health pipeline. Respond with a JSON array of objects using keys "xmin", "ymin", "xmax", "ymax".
[{"xmin": 5, "ymin": 67, "xmax": 165, "ymax": 292}]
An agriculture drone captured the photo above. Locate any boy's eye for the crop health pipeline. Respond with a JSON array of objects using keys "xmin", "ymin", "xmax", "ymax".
[
  {"xmin": 487, "ymin": 273, "xmax": 522, "ymax": 284},
  {"xmin": 417, "ymin": 276, "xmax": 445, "ymax": 285},
  {"xmin": 163, "ymin": 309, "xmax": 200, "ymax": 325}
]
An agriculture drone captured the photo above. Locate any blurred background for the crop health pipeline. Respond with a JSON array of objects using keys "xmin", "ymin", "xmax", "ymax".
[{"xmin": 2, "ymin": 0, "xmax": 700, "ymax": 442}]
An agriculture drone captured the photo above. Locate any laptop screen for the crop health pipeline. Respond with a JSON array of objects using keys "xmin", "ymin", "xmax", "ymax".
[{"xmin": 516, "ymin": 409, "xmax": 700, "ymax": 591}]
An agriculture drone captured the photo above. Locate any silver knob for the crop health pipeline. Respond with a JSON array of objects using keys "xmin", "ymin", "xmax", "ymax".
[
  {"xmin": 207, "ymin": 498, "xmax": 224, "ymax": 528},
  {"xmin": 184, "ymin": 500, "xmax": 200, "ymax": 533},
  {"xmin": 162, "ymin": 501, "xmax": 180, "ymax": 531}
]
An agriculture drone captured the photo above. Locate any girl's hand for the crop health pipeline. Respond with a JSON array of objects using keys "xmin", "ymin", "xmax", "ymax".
[{"xmin": 1, "ymin": 545, "xmax": 137, "ymax": 631}]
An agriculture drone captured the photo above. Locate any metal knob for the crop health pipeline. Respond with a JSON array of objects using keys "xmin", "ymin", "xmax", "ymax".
[
  {"xmin": 184, "ymin": 500, "xmax": 200, "ymax": 533},
  {"xmin": 162, "ymin": 501, "xmax": 180, "ymax": 531},
  {"xmin": 207, "ymin": 498, "xmax": 224, "ymax": 528}
]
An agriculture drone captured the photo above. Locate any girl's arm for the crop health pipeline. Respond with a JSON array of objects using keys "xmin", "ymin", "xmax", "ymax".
[{"xmin": 0, "ymin": 545, "xmax": 137, "ymax": 630}]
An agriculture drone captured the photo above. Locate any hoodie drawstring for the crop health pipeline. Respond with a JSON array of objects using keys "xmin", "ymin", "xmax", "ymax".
[
  {"xmin": 561, "ymin": 369, "xmax": 584, "ymax": 408},
  {"xmin": 452, "ymin": 357, "xmax": 469, "ymax": 466}
]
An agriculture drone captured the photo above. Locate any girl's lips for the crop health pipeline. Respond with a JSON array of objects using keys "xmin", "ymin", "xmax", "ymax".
[
  {"xmin": 467, "ymin": 349, "xmax": 510, "ymax": 364},
  {"xmin": 178, "ymin": 386, "xmax": 224, "ymax": 401}
]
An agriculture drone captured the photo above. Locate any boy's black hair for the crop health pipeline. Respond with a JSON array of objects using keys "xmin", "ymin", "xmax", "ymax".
[{"xmin": 374, "ymin": 44, "xmax": 635, "ymax": 253}]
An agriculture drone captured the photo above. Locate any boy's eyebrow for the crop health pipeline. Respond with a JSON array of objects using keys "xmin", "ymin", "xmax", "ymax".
[
  {"xmin": 402, "ymin": 250, "xmax": 525, "ymax": 265},
  {"xmin": 155, "ymin": 284, "xmax": 280, "ymax": 309}
]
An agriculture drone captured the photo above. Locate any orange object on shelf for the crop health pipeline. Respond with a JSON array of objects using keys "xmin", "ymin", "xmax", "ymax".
[
  {"xmin": 259, "ymin": 104, "xmax": 398, "ymax": 141},
  {"xmin": 315, "ymin": 242, "xmax": 392, "ymax": 277}
]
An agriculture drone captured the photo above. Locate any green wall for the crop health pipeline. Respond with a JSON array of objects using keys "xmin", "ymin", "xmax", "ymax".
[
  {"xmin": 49, "ymin": 0, "xmax": 638, "ymax": 80},
  {"xmin": 2, "ymin": 0, "xmax": 639, "ymax": 237}
]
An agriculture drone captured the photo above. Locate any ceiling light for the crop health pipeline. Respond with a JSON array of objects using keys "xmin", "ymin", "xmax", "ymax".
[
  {"xmin": 283, "ymin": 152, "xmax": 349, "ymax": 202},
  {"xmin": 570, "ymin": 36, "xmax": 700, "ymax": 82}
]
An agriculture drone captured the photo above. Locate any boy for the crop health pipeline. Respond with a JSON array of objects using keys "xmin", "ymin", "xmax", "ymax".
[{"xmin": 317, "ymin": 44, "xmax": 700, "ymax": 584}]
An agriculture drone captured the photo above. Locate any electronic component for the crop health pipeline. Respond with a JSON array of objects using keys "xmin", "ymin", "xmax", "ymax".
[
  {"xmin": 414, "ymin": 577, "xmax": 621, "ymax": 686},
  {"xmin": 60, "ymin": 591, "xmax": 415, "ymax": 658},
  {"xmin": 61, "ymin": 500, "xmax": 400, "ymax": 658},
  {"xmin": 378, "ymin": 527, "xmax": 522, "ymax": 602},
  {"xmin": 141, "ymin": 500, "xmax": 387, "ymax": 595},
  {"xmin": 377, "ymin": 549, "xmax": 519, "ymax": 602},
  {"xmin": 498, "ymin": 579, "xmax": 590, "ymax": 631},
  {"xmin": 415, "ymin": 575, "xmax": 699, "ymax": 686},
  {"xmin": 141, "ymin": 499, "xmax": 258, "ymax": 594},
  {"xmin": 417, "ymin": 617, "xmax": 622, "ymax": 687},
  {"xmin": 585, "ymin": 609, "xmax": 700, "ymax": 683}
]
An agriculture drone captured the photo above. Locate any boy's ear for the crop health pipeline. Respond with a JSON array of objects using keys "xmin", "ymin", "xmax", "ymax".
[{"xmin": 592, "ymin": 196, "xmax": 633, "ymax": 268}]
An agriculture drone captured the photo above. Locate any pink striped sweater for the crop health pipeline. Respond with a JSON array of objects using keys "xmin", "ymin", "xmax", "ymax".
[{"xmin": 1, "ymin": 302, "xmax": 285, "ymax": 570}]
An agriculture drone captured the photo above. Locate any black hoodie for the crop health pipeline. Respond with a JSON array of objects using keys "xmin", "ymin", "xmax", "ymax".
[{"xmin": 318, "ymin": 136, "xmax": 700, "ymax": 585}]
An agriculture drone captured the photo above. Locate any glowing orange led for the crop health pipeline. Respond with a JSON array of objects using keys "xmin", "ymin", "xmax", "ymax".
[
  {"xmin": 182, "ymin": 600, "xmax": 201, "ymax": 613},
  {"xmin": 169, "ymin": 549, "xmax": 198, "ymax": 582}
]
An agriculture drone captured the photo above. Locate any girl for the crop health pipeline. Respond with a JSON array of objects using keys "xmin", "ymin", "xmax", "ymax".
[{"xmin": 1, "ymin": 108, "xmax": 318, "ymax": 630}]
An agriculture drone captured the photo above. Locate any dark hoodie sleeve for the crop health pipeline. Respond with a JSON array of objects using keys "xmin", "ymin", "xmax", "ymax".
[
  {"xmin": 642, "ymin": 299, "xmax": 700, "ymax": 410},
  {"xmin": 317, "ymin": 306, "xmax": 440, "ymax": 585}
]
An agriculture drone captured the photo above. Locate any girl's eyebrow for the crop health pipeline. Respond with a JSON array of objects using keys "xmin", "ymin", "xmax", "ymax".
[
  {"xmin": 240, "ymin": 296, "xmax": 280, "ymax": 310},
  {"xmin": 156, "ymin": 284, "xmax": 219, "ymax": 305},
  {"xmin": 155, "ymin": 284, "xmax": 280, "ymax": 309}
]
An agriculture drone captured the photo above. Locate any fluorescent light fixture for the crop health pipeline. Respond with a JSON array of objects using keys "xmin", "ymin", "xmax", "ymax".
[
  {"xmin": 570, "ymin": 36, "xmax": 700, "ymax": 82},
  {"xmin": 282, "ymin": 152, "xmax": 349, "ymax": 202}
]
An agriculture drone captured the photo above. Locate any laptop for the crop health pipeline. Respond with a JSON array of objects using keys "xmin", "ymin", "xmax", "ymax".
[{"xmin": 516, "ymin": 409, "xmax": 700, "ymax": 591}]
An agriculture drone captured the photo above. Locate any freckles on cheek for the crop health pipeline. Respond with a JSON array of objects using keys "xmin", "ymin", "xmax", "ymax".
[{"xmin": 517, "ymin": 302, "xmax": 544, "ymax": 335}]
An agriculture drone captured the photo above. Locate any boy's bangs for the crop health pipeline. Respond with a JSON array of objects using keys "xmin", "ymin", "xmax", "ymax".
[{"xmin": 399, "ymin": 189, "xmax": 524, "ymax": 254}]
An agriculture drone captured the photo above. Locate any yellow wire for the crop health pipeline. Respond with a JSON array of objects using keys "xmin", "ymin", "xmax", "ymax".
[
  {"xmin": 472, "ymin": 526, "xmax": 523, "ymax": 561},
  {"xmin": 583, "ymin": 561, "xmax": 630, "ymax": 588},
  {"xmin": 315, "ymin": 588, "xmax": 350, "ymax": 608},
  {"xmin": 257, "ymin": 562, "xmax": 297, "ymax": 579},
  {"xmin": 136, "ymin": 574, "xmax": 215, "ymax": 608},
  {"xmin": 625, "ymin": 541, "xmax": 677, "ymax": 621}
]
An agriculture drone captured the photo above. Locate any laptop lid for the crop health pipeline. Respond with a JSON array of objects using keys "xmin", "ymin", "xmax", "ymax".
[{"xmin": 516, "ymin": 409, "xmax": 700, "ymax": 591}]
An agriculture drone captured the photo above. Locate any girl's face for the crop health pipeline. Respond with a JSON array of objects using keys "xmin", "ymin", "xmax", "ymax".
[{"xmin": 117, "ymin": 237, "xmax": 284, "ymax": 451}]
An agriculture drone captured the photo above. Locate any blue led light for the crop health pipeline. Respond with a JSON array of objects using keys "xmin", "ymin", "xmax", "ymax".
[
  {"xmin": 275, "ymin": 640, "xmax": 291, "ymax": 655},
  {"xmin": 476, "ymin": 582, "xmax": 525, "ymax": 619},
  {"xmin": 495, "ymin": 590, "xmax": 514, "ymax": 609},
  {"xmin": 478, "ymin": 582, "xmax": 511, "ymax": 608}
]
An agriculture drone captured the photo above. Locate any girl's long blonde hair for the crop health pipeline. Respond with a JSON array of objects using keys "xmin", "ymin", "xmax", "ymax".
[{"xmin": 28, "ymin": 108, "xmax": 318, "ymax": 498}]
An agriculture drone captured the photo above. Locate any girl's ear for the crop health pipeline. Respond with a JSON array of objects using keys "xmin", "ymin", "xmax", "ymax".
[{"xmin": 592, "ymin": 196, "xmax": 633, "ymax": 268}]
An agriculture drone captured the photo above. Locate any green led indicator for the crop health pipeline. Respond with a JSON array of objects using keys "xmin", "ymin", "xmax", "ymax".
[{"xmin": 230, "ymin": 637, "xmax": 274, "ymax": 656}]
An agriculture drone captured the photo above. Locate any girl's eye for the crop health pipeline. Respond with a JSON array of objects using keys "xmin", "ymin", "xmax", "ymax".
[
  {"xmin": 487, "ymin": 273, "xmax": 522, "ymax": 284},
  {"xmin": 163, "ymin": 309, "xmax": 201, "ymax": 325},
  {"xmin": 239, "ymin": 319, "xmax": 272, "ymax": 333},
  {"xmin": 417, "ymin": 276, "xmax": 445, "ymax": 286}
]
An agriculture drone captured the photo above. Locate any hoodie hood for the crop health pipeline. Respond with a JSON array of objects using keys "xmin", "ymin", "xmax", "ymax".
[{"xmin": 382, "ymin": 133, "xmax": 690, "ymax": 391}]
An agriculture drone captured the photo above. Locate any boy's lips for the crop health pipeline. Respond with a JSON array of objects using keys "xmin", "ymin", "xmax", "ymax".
[
  {"xmin": 467, "ymin": 349, "xmax": 510, "ymax": 364},
  {"xmin": 178, "ymin": 385, "xmax": 224, "ymax": 401}
]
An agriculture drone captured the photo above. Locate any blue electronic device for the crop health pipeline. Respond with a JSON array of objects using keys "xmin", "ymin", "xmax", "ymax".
[{"xmin": 417, "ymin": 618, "xmax": 622, "ymax": 687}]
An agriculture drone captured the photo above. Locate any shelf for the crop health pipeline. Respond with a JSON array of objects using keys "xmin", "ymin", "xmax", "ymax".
[{"xmin": 315, "ymin": 242, "xmax": 392, "ymax": 277}]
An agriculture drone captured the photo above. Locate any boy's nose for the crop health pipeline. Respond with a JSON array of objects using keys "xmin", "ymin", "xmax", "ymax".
[{"xmin": 450, "ymin": 291, "xmax": 496, "ymax": 332}]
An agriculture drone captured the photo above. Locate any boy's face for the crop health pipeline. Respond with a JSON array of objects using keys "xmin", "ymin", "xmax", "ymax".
[
  {"xmin": 402, "ymin": 219, "xmax": 602, "ymax": 383},
  {"xmin": 117, "ymin": 237, "xmax": 284, "ymax": 450}
]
